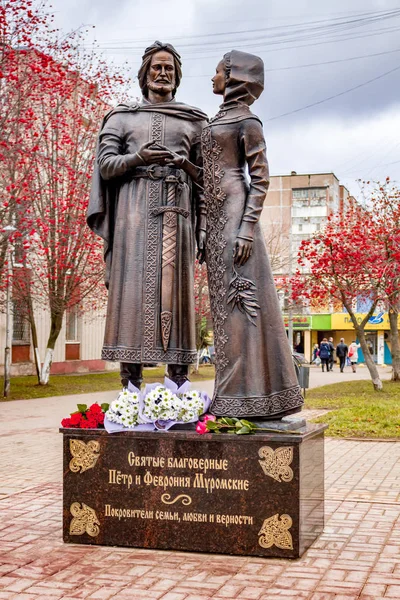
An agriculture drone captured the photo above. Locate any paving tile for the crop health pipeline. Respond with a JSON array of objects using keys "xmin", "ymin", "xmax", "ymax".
[
  {"xmin": 213, "ymin": 583, "xmax": 244, "ymax": 598},
  {"xmin": 3, "ymin": 579, "xmax": 38, "ymax": 593},
  {"xmin": 236, "ymin": 587, "xmax": 267, "ymax": 599},
  {"xmin": 8, "ymin": 595, "xmax": 40, "ymax": 600},
  {"xmin": 384, "ymin": 585, "xmax": 400, "ymax": 597},
  {"xmin": 112, "ymin": 589, "xmax": 164, "ymax": 600}
]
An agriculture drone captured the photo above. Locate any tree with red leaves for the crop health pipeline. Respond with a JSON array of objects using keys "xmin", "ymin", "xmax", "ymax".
[
  {"xmin": 0, "ymin": 0, "xmax": 54, "ymax": 273},
  {"xmin": 291, "ymin": 204, "xmax": 387, "ymax": 390},
  {"xmin": 0, "ymin": 0, "xmax": 130, "ymax": 384},
  {"xmin": 363, "ymin": 179, "xmax": 400, "ymax": 380}
]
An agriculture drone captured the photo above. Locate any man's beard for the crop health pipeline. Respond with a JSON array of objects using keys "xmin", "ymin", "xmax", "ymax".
[{"xmin": 147, "ymin": 79, "xmax": 175, "ymax": 96}]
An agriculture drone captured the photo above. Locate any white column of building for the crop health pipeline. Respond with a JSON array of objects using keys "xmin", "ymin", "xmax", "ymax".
[{"xmin": 377, "ymin": 331, "xmax": 385, "ymax": 365}]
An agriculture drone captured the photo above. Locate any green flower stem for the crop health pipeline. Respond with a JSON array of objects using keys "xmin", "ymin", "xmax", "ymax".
[{"xmin": 205, "ymin": 417, "xmax": 301, "ymax": 435}]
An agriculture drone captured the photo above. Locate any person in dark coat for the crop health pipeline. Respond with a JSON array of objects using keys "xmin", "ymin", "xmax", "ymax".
[
  {"xmin": 328, "ymin": 337, "xmax": 335, "ymax": 371},
  {"xmin": 319, "ymin": 338, "xmax": 331, "ymax": 373},
  {"xmin": 336, "ymin": 338, "xmax": 348, "ymax": 372}
]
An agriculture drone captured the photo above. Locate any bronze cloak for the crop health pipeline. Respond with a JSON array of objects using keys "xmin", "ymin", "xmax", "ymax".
[{"xmin": 87, "ymin": 100, "xmax": 207, "ymax": 365}]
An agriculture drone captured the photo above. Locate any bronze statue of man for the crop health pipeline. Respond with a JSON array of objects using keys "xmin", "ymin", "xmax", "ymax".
[{"xmin": 87, "ymin": 41, "xmax": 207, "ymax": 389}]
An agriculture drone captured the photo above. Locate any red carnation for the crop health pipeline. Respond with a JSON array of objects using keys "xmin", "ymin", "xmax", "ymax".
[
  {"xmin": 70, "ymin": 412, "xmax": 83, "ymax": 426},
  {"xmin": 86, "ymin": 417, "xmax": 98, "ymax": 429},
  {"xmin": 80, "ymin": 418, "xmax": 91, "ymax": 429},
  {"xmin": 61, "ymin": 418, "xmax": 72, "ymax": 428},
  {"xmin": 89, "ymin": 403, "xmax": 102, "ymax": 414},
  {"xmin": 96, "ymin": 412, "xmax": 105, "ymax": 425}
]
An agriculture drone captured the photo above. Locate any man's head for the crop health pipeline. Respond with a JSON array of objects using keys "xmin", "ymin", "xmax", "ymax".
[
  {"xmin": 329, "ymin": 337, "xmax": 333, "ymax": 342},
  {"xmin": 138, "ymin": 41, "xmax": 182, "ymax": 99},
  {"xmin": 340, "ymin": 338, "xmax": 345, "ymax": 343}
]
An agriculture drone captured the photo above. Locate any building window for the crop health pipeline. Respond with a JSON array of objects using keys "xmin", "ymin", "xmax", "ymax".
[
  {"xmin": 298, "ymin": 224, "xmax": 303, "ymax": 232},
  {"xmin": 12, "ymin": 300, "xmax": 30, "ymax": 342},
  {"xmin": 293, "ymin": 188, "xmax": 327, "ymax": 207},
  {"xmin": 66, "ymin": 308, "xmax": 79, "ymax": 341}
]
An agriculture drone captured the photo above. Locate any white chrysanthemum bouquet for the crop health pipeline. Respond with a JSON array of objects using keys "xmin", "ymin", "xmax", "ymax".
[
  {"xmin": 106, "ymin": 389, "xmax": 143, "ymax": 428},
  {"xmin": 105, "ymin": 378, "xmax": 210, "ymax": 433}
]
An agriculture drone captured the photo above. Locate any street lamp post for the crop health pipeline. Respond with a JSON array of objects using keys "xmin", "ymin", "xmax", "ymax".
[
  {"xmin": 287, "ymin": 203, "xmax": 294, "ymax": 352},
  {"xmin": 2, "ymin": 225, "xmax": 16, "ymax": 398}
]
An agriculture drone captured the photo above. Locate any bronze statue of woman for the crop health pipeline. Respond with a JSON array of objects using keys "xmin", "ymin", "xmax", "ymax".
[{"xmin": 201, "ymin": 50, "xmax": 304, "ymax": 418}]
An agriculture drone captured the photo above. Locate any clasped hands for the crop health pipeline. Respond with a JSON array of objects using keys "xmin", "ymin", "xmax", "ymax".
[
  {"xmin": 137, "ymin": 141, "xmax": 208, "ymax": 264},
  {"xmin": 136, "ymin": 142, "xmax": 252, "ymax": 267},
  {"xmin": 136, "ymin": 140, "xmax": 184, "ymax": 167}
]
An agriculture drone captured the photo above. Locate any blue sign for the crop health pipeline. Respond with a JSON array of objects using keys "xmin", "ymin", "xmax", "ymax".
[{"xmin": 368, "ymin": 312, "xmax": 384, "ymax": 325}]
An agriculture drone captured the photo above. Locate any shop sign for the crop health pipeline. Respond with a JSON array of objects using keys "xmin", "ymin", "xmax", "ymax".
[
  {"xmin": 331, "ymin": 312, "xmax": 392, "ymax": 330},
  {"xmin": 283, "ymin": 316, "xmax": 311, "ymax": 329}
]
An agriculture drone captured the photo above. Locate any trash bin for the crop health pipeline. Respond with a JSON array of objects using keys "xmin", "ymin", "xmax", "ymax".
[
  {"xmin": 292, "ymin": 352, "xmax": 310, "ymax": 395},
  {"xmin": 297, "ymin": 365, "xmax": 310, "ymax": 391}
]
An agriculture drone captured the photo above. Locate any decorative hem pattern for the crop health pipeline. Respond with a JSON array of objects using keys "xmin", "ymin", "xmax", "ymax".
[
  {"xmin": 102, "ymin": 346, "xmax": 197, "ymax": 364},
  {"xmin": 210, "ymin": 385, "xmax": 304, "ymax": 417}
]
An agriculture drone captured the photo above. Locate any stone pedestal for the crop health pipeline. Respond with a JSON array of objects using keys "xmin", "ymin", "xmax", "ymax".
[{"xmin": 60, "ymin": 423, "xmax": 326, "ymax": 558}]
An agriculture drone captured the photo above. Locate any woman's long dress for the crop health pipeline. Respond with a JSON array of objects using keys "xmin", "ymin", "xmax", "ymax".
[{"xmin": 202, "ymin": 112, "xmax": 304, "ymax": 418}]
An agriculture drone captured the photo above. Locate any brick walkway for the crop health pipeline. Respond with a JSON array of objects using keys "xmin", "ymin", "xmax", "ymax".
[{"xmin": 0, "ymin": 390, "xmax": 399, "ymax": 599}]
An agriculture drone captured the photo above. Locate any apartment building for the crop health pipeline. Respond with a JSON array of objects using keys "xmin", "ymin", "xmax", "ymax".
[
  {"xmin": 261, "ymin": 171, "xmax": 354, "ymax": 271},
  {"xmin": 260, "ymin": 172, "xmax": 396, "ymax": 363}
]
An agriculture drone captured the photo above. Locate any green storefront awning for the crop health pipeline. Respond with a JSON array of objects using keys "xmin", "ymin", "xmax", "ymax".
[{"xmin": 312, "ymin": 314, "xmax": 332, "ymax": 330}]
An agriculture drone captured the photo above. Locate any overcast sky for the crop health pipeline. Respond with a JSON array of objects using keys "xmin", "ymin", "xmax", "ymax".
[{"xmin": 50, "ymin": 0, "xmax": 400, "ymax": 197}]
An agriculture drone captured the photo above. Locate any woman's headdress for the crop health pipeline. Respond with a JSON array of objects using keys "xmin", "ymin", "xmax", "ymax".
[{"xmin": 222, "ymin": 50, "xmax": 264, "ymax": 106}]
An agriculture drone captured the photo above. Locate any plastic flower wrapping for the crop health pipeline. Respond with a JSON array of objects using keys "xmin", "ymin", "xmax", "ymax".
[{"xmin": 104, "ymin": 378, "xmax": 211, "ymax": 433}]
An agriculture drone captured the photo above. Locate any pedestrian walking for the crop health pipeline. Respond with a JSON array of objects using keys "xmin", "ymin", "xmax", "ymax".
[
  {"xmin": 336, "ymin": 338, "xmax": 348, "ymax": 372},
  {"xmin": 319, "ymin": 338, "xmax": 331, "ymax": 373},
  {"xmin": 328, "ymin": 337, "xmax": 335, "ymax": 371},
  {"xmin": 348, "ymin": 341, "xmax": 361, "ymax": 373},
  {"xmin": 311, "ymin": 343, "xmax": 319, "ymax": 364}
]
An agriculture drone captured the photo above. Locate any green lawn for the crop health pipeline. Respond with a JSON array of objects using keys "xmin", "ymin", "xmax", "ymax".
[
  {"xmin": 0, "ymin": 365, "xmax": 215, "ymax": 402},
  {"xmin": 306, "ymin": 380, "xmax": 400, "ymax": 439}
]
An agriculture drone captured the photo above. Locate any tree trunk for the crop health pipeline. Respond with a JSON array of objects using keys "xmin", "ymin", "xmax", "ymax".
[
  {"xmin": 355, "ymin": 326, "xmax": 383, "ymax": 391},
  {"xmin": 40, "ymin": 348, "xmax": 54, "ymax": 385},
  {"xmin": 39, "ymin": 313, "xmax": 63, "ymax": 385},
  {"xmin": 193, "ymin": 314, "xmax": 202, "ymax": 374},
  {"xmin": 343, "ymin": 300, "xmax": 383, "ymax": 391},
  {"xmin": 389, "ymin": 309, "xmax": 400, "ymax": 381},
  {"xmin": 26, "ymin": 293, "xmax": 41, "ymax": 383}
]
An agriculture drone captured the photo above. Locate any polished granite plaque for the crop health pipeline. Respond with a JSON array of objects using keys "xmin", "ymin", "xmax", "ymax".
[{"xmin": 60, "ymin": 424, "xmax": 326, "ymax": 558}]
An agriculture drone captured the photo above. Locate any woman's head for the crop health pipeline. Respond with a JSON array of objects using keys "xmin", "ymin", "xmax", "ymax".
[
  {"xmin": 212, "ymin": 50, "xmax": 264, "ymax": 105},
  {"xmin": 212, "ymin": 60, "xmax": 226, "ymax": 96},
  {"xmin": 212, "ymin": 53, "xmax": 231, "ymax": 96}
]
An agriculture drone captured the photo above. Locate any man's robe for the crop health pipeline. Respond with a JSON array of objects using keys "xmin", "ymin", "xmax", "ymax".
[{"xmin": 87, "ymin": 100, "xmax": 207, "ymax": 364}]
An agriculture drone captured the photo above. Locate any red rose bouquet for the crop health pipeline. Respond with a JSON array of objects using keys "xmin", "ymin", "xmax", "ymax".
[{"xmin": 61, "ymin": 402, "xmax": 109, "ymax": 429}]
